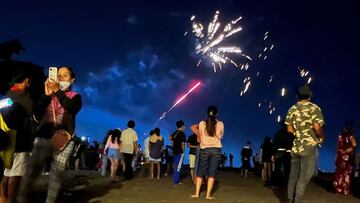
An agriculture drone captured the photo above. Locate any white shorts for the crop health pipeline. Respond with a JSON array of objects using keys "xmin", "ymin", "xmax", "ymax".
[
  {"xmin": 189, "ymin": 154, "xmax": 196, "ymax": 169},
  {"xmin": 149, "ymin": 157, "xmax": 161, "ymax": 163},
  {"xmin": 3, "ymin": 152, "xmax": 30, "ymax": 177}
]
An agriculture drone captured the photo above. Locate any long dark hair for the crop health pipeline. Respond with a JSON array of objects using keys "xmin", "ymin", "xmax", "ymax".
[
  {"xmin": 206, "ymin": 105, "xmax": 218, "ymax": 137},
  {"xmin": 154, "ymin": 127, "xmax": 160, "ymax": 136},
  {"xmin": 111, "ymin": 128, "xmax": 121, "ymax": 144},
  {"xmin": 103, "ymin": 130, "xmax": 113, "ymax": 145}
]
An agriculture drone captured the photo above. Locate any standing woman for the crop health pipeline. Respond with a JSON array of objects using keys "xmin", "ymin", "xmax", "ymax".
[
  {"xmin": 149, "ymin": 127, "xmax": 164, "ymax": 179},
  {"xmin": 105, "ymin": 129, "xmax": 121, "ymax": 178},
  {"xmin": 18, "ymin": 66, "xmax": 82, "ymax": 203},
  {"xmin": 191, "ymin": 105, "xmax": 224, "ymax": 200},
  {"xmin": 260, "ymin": 136, "xmax": 273, "ymax": 185},
  {"xmin": 333, "ymin": 121, "xmax": 357, "ymax": 195}
]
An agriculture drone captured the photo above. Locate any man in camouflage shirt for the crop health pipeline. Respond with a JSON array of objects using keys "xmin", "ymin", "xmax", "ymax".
[{"xmin": 285, "ymin": 85, "xmax": 324, "ymax": 203}]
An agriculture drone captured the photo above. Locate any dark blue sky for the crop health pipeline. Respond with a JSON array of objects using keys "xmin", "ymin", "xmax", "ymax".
[{"xmin": 1, "ymin": 0, "xmax": 359, "ymax": 171}]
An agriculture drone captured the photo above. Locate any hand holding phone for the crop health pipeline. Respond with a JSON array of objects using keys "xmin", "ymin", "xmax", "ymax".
[
  {"xmin": 48, "ymin": 67, "xmax": 58, "ymax": 82},
  {"xmin": 44, "ymin": 80, "xmax": 53, "ymax": 96}
]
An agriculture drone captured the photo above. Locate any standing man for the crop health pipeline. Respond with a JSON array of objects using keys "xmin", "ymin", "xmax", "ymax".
[
  {"xmin": 272, "ymin": 122, "xmax": 294, "ymax": 187},
  {"xmin": 187, "ymin": 133, "xmax": 199, "ymax": 184},
  {"xmin": 241, "ymin": 141, "xmax": 252, "ymax": 178},
  {"xmin": 1, "ymin": 71, "xmax": 34, "ymax": 203},
  {"xmin": 120, "ymin": 120, "xmax": 138, "ymax": 180},
  {"xmin": 164, "ymin": 145, "xmax": 173, "ymax": 176},
  {"xmin": 170, "ymin": 120, "xmax": 186, "ymax": 185},
  {"xmin": 229, "ymin": 153, "xmax": 234, "ymax": 168},
  {"xmin": 286, "ymin": 85, "xmax": 325, "ymax": 203}
]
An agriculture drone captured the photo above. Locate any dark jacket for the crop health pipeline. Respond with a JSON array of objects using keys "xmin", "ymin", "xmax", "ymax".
[
  {"xmin": 34, "ymin": 90, "xmax": 82, "ymax": 139},
  {"xmin": 1, "ymin": 90, "xmax": 35, "ymax": 152}
]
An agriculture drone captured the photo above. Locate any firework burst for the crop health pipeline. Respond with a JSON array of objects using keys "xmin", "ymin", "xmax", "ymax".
[{"xmin": 190, "ymin": 11, "xmax": 252, "ymax": 72}]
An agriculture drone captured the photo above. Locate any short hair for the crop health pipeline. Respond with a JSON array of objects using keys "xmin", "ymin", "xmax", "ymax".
[
  {"xmin": 149, "ymin": 130, "xmax": 154, "ymax": 135},
  {"xmin": 296, "ymin": 85, "xmax": 312, "ymax": 100},
  {"xmin": 176, "ymin": 120, "xmax": 184, "ymax": 128},
  {"xmin": 9, "ymin": 68, "xmax": 32, "ymax": 86},
  {"xmin": 127, "ymin": 120, "xmax": 135, "ymax": 128}
]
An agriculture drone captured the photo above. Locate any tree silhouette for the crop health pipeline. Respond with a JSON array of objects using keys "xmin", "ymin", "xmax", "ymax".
[{"xmin": 0, "ymin": 39, "xmax": 25, "ymax": 61}]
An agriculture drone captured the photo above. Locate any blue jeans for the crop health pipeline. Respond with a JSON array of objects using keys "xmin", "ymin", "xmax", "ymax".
[
  {"xmin": 287, "ymin": 153, "xmax": 316, "ymax": 203},
  {"xmin": 173, "ymin": 153, "xmax": 184, "ymax": 184},
  {"xmin": 194, "ymin": 146, "xmax": 200, "ymax": 175},
  {"xmin": 197, "ymin": 148, "xmax": 222, "ymax": 178}
]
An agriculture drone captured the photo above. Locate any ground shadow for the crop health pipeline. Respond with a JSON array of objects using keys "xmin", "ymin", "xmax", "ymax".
[
  {"xmin": 27, "ymin": 173, "xmax": 123, "ymax": 203},
  {"xmin": 58, "ymin": 179, "xmax": 123, "ymax": 203},
  {"xmin": 312, "ymin": 173, "xmax": 333, "ymax": 193},
  {"xmin": 271, "ymin": 186, "xmax": 288, "ymax": 203}
]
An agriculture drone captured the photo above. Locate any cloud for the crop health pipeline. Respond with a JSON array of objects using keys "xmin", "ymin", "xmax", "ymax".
[
  {"xmin": 126, "ymin": 14, "xmax": 138, "ymax": 25},
  {"xmin": 169, "ymin": 69, "xmax": 185, "ymax": 79},
  {"xmin": 75, "ymin": 46, "xmax": 195, "ymax": 123}
]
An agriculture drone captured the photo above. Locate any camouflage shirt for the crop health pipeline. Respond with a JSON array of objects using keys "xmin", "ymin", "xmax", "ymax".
[{"xmin": 285, "ymin": 101, "xmax": 324, "ymax": 154}]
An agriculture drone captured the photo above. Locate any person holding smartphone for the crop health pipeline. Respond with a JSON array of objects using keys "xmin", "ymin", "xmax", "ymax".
[{"xmin": 18, "ymin": 66, "xmax": 82, "ymax": 203}]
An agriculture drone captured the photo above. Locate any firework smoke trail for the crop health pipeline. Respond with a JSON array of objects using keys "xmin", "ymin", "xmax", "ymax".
[
  {"xmin": 155, "ymin": 82, "xmax": 202, "ymax": 125},
  {"xmin": 190, "ymin": 11, "xmax": 252, "ymax": 72}
]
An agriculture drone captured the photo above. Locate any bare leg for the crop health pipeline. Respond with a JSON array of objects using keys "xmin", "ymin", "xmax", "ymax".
[
  {"xmin": 190, "ymin": 168, "xmax": 195, "ymax": 184},
  {"xmin": 156, "ymin": 162, "xmax": 160, "ymax": 179},
  {"xmin": 0, "ymin": 176, "xmax": 9, "ymax": 203},
  {"xmin": 109, "ymin": 158, "xmax": 115, "ymax": 178},
  {"xmin": 206, "ymin": 177, "xmax": 215, "ymax": 199},
  {"xmin": 7, "ymin": 176, "xmax": 20, "ymax": 203},
  {"xmin": 267, "ymin": 162, "xmax": 272, "ymax": 181},
  {"xmin": 262, "ymin": 165, "xmax": 266, "ymax": 181},
  {"xmin": 113, "ymin": 159, "xmax": 119, "ymax": 178},
  {"xmin": 150, "ymin": 162, "xmax": 154, "ymax": 178},
  {"xmin": 191, "ymin": 177, "xmax": 202, "ymax": 198}
]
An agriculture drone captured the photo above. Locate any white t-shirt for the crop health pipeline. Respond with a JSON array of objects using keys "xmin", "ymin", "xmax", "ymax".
[
  {"xmin": 143, "ymin": 137, "xmax": 150, "ymax": 158},
  {"xmin": 120, "ymin": 128, "xmax": 138, "ymax": 154}
]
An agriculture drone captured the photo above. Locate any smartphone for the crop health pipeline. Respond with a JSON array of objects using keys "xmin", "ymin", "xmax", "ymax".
[{"xmin": 48, "ymin": 67, "xmax": 58, "ymax": 82}]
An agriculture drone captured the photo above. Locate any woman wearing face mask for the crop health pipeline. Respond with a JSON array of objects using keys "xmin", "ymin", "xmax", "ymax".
[{"xmin": 18, "ymin": 66, "xmax": 82, "ymax": 203}]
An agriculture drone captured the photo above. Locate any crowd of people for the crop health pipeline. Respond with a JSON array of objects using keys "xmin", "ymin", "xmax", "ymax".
[
  {"xmin": 238, "ymin": 86, "xmax": 359, "ymax": 202},
  {"xmin": 0, "ymin": 63, "xmax": 359, "ymax": 203}
]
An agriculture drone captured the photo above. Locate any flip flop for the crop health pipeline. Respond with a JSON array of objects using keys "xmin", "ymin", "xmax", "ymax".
[
  {"xmin": 191, "ymin": 194, "xmax": 199, "ymax": 198},
  {"xmin": 206, "ymin": 196, "xmax": 215, "ymax": 200}
]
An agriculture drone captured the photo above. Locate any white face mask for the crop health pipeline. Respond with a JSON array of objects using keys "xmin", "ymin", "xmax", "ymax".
[{"xmin": 59, "ymin": 81, "xmax": 71, "ymax": 91}]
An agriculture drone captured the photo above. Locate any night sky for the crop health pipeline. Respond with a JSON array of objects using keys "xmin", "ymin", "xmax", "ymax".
[{"xmin": 1, "ymin": 0, "xmax": 359, "ymax": 171}]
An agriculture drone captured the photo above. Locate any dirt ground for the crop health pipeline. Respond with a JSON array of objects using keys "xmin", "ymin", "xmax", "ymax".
[{"xmin": 26, "ymin": 169, "xmax": 359, "ymax": 203}]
